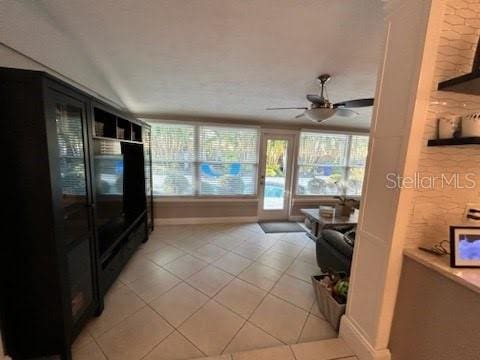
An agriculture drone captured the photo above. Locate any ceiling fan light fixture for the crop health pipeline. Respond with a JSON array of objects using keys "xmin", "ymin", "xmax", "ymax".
[
  {"xmin": 266, "ymin": 74, "xmax": 374, "ymax": 124},
  {"xmin": 304, "ymin": 108, "xmax": 337, "ymax": 122},
  {"xmin": 335, "ymin": 108, "xmax": 358, "ymax": 118}
]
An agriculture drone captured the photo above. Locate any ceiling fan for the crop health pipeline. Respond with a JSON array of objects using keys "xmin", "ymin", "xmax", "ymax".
[{"xmin": 266, "ymin": 74, "xmax": 374, "ymax": 122}]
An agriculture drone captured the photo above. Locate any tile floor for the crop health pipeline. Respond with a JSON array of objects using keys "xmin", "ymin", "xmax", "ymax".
[{"xmin": 71, "ymin": 223, "xmax": 346, "ymax": 360}]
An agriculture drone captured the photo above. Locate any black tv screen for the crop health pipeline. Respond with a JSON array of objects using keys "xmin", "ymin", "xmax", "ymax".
[
  {"xmin": 94, "ymin": 140, "xmax": 146, "ymax": 256},
  {"xmin": 95, "ymin": 158, "xmax": 124, "ymax": 224}
]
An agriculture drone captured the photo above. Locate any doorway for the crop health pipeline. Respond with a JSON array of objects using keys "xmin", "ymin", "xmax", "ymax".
[{"xmin": 258, "ymin": 132, "xmax": 296, "ymax": 221}]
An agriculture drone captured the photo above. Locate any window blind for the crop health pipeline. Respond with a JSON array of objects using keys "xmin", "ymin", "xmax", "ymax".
[
  {"xmin": 150, "ymin": 122, "xmax": 259, "ymax": 196},
  {"xmin": 198, "ymin": 125, "xmax": 258, "ymax": 195},
  {"xmin": 346, "ymin": 135, "xmax": 369, "ymax": 195},
  {"xmin": 296, "ymin": 132, "xmax": 368, "ymax": 196},
  {"xmin": 151, "ymin": 123, "xmax": 195, "ymax": 195},
  {"xmin": 296, "ymin": 133, "xmax": 348, "ymax": 196}
]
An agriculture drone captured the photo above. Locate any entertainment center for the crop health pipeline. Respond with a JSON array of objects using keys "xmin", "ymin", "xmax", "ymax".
[{"xmin": 1, "ymin": 67, "xmax": 154, "ymax": 360}]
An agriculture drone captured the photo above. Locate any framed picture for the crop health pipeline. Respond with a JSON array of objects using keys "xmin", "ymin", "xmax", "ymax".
[{"xmin": 450, "ymin": 226, "xmax": 480, "ymax": 268}]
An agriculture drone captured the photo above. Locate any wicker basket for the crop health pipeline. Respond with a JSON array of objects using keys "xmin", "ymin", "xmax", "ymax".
[{"xmin": 311, "ymin": 275, "xmax": 346, "ymax": 331}]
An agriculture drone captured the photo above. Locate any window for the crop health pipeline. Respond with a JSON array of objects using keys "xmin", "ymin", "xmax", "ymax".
[
  {"xmin": 346, "ymin": 135, "xmax": 369, "ymax": 195},
  {"xmin": 296, "ymin": 132, "xmax": 369, "ymax": 196},
  {"xmin": 151, "ymin": 123, "xmax": 195, "ymax": 196},
  {"xmin": 199, "ymin": 126, "xmax": 258, "ymax": 195},
  {"xmin": 151, "ymin": 122, "xmax": 259, "ymax": 196}
]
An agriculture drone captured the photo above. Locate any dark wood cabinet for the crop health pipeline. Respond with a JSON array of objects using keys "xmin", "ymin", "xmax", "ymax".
[{"xmin": 0, "ymin": 68, "xmax": 153, "ymax": 360}]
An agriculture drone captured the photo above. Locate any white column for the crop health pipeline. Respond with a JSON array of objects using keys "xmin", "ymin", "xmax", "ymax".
[{"xmin": 339, "ymin": 1, "xmax": 447, "ymax": 359}]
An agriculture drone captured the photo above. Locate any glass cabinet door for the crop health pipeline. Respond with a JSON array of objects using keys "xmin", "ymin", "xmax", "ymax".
[
  {"xmin": 52, "ymin": 94, "xmax": 94, "ymax": 326},
  {"xmin": 67, "ymin": 240, "xmax": 93, "ymax": 323},
  {"xmin": 143, "ymin": 127, "xmax": 154, "ymax": 231},
  {"xmin": 55, "ymin": 103, "xmax": 90, "ymax": 245}
]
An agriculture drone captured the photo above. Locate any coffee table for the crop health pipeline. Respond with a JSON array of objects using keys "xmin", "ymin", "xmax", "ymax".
[{"xmin": 301, "ymin": 208, "xmax": 359, "ymax": 239}]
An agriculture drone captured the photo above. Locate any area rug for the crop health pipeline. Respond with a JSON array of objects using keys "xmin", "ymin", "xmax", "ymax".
[{"xmin": 258, "ymin": 221, "xmax": 306, "ymax": 233}]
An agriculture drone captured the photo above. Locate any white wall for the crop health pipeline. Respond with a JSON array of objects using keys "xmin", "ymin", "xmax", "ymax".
[
  {"xmin": 405, "ymin": 0, "xmax": 480, "ymax": 248},
  {"xmin": 0, "ymin": 1, "xmax": 124, "ymax": 108},
  {"xmin": 0, "ymin": 44, "xmax": 122, "ymax": 111}
]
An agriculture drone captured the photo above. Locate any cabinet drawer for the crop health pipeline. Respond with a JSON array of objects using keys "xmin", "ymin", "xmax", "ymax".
[
  {"xmin": 101, "ymin": 242, "xmax": 123, "ymax": 294},
  {"xmin": 124, "ymin": 221, "xmax": 146, "ymax": 261}
]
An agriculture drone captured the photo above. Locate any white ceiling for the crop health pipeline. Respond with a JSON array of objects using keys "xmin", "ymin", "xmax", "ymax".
[{"xmin": 3, "ymin": 0, "xmax": 386, "ymax": 129}]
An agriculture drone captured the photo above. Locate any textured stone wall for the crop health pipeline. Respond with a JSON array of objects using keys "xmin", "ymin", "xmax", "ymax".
[{"xmin": 405, "ymin": 0, "xmax": 480, "ymax": 247}]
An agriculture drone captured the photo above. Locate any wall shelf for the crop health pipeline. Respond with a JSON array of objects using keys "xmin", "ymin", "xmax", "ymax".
[
  {"xmin": 437, "ymin": 70, "xmax": 480, "ymax": 95},
  {"xmin": 93, "ymin": 107, "xmax": 143, "ymax": 142},
  {"xmin": 427, "ymin": 137, "xmax": 480, "ymax": 146}
]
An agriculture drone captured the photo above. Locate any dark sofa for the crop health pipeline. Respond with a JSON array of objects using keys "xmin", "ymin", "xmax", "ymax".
[{"xmin": 316, "ymin": 228, "xmax": 355, "ymax": 275}]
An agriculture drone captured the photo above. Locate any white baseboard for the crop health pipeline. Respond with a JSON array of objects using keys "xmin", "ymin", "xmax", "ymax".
[
  {"xmin": 155, "ymin": 216, "xmax": 259, "ymax": 225},
  {"xmin": 339, "ymin": 316, "xmax": 391, "ymax": 360}
]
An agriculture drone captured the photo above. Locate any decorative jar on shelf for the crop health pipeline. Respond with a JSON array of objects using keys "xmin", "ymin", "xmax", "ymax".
[
  {"xmin": 462, "ymin": 112, "xmax": 480, "ymax": 137},
  {"xmin": 438, "ymin": 115, "xmax": 461, "ymax": 139}
]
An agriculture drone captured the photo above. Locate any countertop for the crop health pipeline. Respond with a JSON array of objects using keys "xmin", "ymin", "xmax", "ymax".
[{"xmin": 404, "ymin": 248, "xmax": 480, "ymax": 295}]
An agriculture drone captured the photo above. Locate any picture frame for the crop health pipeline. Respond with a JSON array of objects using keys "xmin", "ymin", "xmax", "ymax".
[{"xmin": 449, "ymin": 225, "xmax": 480, "ymax": 268}]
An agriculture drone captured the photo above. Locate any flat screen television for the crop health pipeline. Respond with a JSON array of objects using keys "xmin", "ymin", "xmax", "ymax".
[
  {"xmin": 94, "ymin": 139, "xmax": 146, "ymax": 257},
  {"xmin": 94, "ymin": 140, "xmax": 126, "ymax": 254}
]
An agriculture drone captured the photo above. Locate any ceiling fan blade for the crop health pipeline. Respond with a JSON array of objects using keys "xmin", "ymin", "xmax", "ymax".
[
  {"xmin": 333, "ymin": 98, "xmax": 374, "ymax": 108},
  {"xmin": 335, "ymin": 108, "xmax": 359, "ymax": 118},
  {"xmin": 306, "ymin": 94, "xmax": 324, "ymax": 104},
  {"xmin": 266, "ymin": 107, "xmax": 308, "ymax": 110}
]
